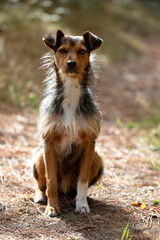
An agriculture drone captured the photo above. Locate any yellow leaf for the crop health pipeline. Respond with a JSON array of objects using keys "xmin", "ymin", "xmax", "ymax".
[
  {"xmin": 141, "ymin": 202, "xmax": 146, "ymax": 210},
  {"xmin": 97, "ymin": 183, "xmax": 106, "ymax": 190}
]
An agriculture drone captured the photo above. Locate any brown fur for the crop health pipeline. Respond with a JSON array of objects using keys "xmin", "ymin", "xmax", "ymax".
[
  {"xmin": 34, "ymin": 141, "xmax": 103, "ymax": 196},
  {"xmin": 33, "ymin": 30, "xmax": 103, "ymax": 217}
]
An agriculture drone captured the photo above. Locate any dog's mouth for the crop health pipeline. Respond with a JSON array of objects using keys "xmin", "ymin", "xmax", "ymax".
[
  {"xmin": 67, "ymin": 69, "xmax": 77, "ymax": 74},
  {"xmin": 65, "ymin": 68, "xmax": 78, "ymax": 75}
]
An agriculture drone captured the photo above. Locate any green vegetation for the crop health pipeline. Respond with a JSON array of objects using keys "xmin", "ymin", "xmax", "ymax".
[
  {"xmin": 121, "ymin": 223, "xmax": 132, "ymax": 240},
  {"xmin": 149, "ymin": 159, "xmax": 160, "ymax": 171},
  {"xmin": 0, "ymin": 0, "xmax": 160, "ymax": 108},
  {"xmin": 154, "ymin": 199, "xmax": 160, "ymax": 205},
  {"xmin": 0, "ymin": 5, "xmax": 47, "ymax": 107},
  {"xmin": 116, "ymin": 118, "xmax": 139, "ymax": 129},
  {"xmin": 117, "ymin": 111, "xmax": 160, "ymax": 130},
  {"xmin": 116, "ymin": 116, "xmax": 160, "ymax": 162}
]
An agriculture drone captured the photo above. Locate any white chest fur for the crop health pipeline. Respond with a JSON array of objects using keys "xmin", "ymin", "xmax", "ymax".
[
  {"xmin": 56, "ymin": 77, "xmax": 82, "ymax": 155},
  {"xmin": 62, "ymin": 77, "xmax": 81, "ymax": 130}
]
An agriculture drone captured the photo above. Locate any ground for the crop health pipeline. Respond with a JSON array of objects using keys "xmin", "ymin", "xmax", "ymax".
[
  {"xmin": 0, "ymin": 108, "xmax": 160, "ymax": 240},
  {"xmin": 0, "ymin": 37, "xmax": 160, "ymax": 240}
]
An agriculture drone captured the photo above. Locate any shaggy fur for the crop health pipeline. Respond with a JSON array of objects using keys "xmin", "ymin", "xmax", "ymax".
[{"xmin": 33, "ymin": 30, "xmax": 103, "ymax": 217}]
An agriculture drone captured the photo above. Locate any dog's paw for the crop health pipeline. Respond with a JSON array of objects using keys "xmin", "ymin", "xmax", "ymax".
[
  {"xmin": 34, "ymin": 193, "xmax": 47, "ymax": 204},
  {"xmin": 44, "ymin": 206, "xmax": 61, "ymax": 218},
  {"xmin": 75, "ymin": 198, "xmax": 90, "ymax": 213}
]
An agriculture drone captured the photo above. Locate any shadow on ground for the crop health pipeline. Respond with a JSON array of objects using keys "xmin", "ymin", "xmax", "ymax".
[{"xmin": 0, "ymin": 192, "xmax": 153, "ymax": 240}]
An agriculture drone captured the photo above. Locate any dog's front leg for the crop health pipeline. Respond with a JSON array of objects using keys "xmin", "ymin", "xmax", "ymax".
[
  {"xmin": 75, "ymin": 141, "xmax": 95, "ymax": 213},
  {"xmin": 43, "ymin": 140, "xmax": 61, "ymax": 217}
]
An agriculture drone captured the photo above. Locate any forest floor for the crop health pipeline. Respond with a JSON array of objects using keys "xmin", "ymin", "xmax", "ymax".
[{"xmin": 0, "ymin": 38, "xmax": 160, "ymax": 240}]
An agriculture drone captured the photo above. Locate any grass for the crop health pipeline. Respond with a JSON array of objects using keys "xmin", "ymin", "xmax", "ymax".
[
  {"xmin": 116, "ymin": 116, "xmax": 160, "ymax": 171},
  {"xmin": 149, "ymin": 159, "xmax": 160, "ymax": 171},
  {"xmin": 116, "ymin": 110, "xmax": 160, "ymax": 130},
  {"xmin": 117, "ymin": 114, "xmax": 160, "ymax": 147},
  {"xmin": 116, "ymin": 118, "xmax": 139, "ymax": 130},
  {"xmin": 121, "ymin": 223, "xmax": 132, "ymax": 240}
]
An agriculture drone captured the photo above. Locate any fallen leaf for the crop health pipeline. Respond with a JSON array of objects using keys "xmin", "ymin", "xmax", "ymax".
[
  {"xmin": 141, "ymin": 202, "xmax": 146, "ymax": 210},
  {"xmin": 133, "ymin": 202, "xmax": 141, "ymax": 206},
  {"xmin": 97, "ymin": 183, "xmax": 106, "ymax": 190}
]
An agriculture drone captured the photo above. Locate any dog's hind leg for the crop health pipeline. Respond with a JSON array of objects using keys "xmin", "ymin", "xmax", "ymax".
[
  {"xmin": 33, "ymin": 149, "xmax": 47, "ymax": 204},
  {"xmin": 89, "ymin": 151, "xmax": 103, "ymax": 186}
]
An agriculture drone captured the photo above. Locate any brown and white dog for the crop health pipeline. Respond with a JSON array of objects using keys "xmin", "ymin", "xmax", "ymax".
[{"xmin": 33, "ymin": 30, "xmax": 103, "ymax": 217}]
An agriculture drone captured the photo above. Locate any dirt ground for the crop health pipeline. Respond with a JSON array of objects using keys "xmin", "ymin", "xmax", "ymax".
[{"xmin": 0, "ymin": 38, "xmax": 160, "ymax": 240}]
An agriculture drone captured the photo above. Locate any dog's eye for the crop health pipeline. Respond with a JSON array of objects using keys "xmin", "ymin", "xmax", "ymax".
[
  {"xmin": 78, "ymin": 49, "xmax": 86, "ymax": 55},
  {"xmin": 59, "ymin": 49, "xmax": 68, "ymax": 54}
]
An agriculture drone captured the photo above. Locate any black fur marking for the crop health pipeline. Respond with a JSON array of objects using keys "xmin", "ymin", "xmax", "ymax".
[
  {"xmin": 52, "ymin": 63, "xmax": 64, "ymax": 115},
  {"xmin": 76, "ymin": 62, "xmax": 99, "ymax": 116},
  {"xmin": 77, "ymin": 88, "xmax": 97, "ymax": 116},
  {"xmin": 89, "ymin": 164, "xmax": 103, "ymax": 186},
  {"xmin": 83, "ymin": 41, "xmax": 92, "ymax": 52},
  {"xmin": 59, "ymin": 143, "xmax": 83, "ymax": 172},
  {"xmin": 33, "ymin": 163, "xmax": 38, "ymax": 180},
  {"xmin": 67, "ymin": 37, "xmax": 77, "ymax": 47},
  {"xmin": 54, "ymin": 39, "xmax": 65, "ymax": 52},
  {"xmin": 42, "ymin": 61, "xmax": 65, "ymax": 116},
  {"xmin": 52, "ymin": 84, "xmax": 64, "ymax": 115},
  {"xmin": 40, "ymin": 185, "xmax": 46, "ymax": 193},
  {"xmin": 62, "ymin": 143, "xmax": 82, "ymax": 163},
  {"xmin": 40, "ymin": 52, "xmax": 100, "ymax": 118}
]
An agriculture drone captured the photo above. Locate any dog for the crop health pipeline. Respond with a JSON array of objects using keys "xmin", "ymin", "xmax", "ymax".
[{"xmin": 33, "ymin": 30, "xmax": 103, "ymax": 217}]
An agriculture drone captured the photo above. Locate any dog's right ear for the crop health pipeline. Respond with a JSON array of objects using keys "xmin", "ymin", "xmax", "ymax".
[
  {"xmin": 42, "ymin": 30, "xmax": 64, "ymax": 51},
  {"xmin": 83, "ymin": 31, "xmax": 103, "ymax": 51}
]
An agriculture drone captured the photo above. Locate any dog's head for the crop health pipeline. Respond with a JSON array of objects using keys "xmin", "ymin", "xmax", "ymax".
[{"xmin": 43, "ymin": 30, "xmax": 103, "ymax": 79}]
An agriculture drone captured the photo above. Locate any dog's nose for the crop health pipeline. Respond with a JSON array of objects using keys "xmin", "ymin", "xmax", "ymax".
[{"xmin": 67, "ymin": 60, "xmax": 76, "ymax": 69}]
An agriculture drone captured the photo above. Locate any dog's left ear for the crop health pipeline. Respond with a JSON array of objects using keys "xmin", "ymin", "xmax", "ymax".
[
  {"xmin": 83, "ymin": 31, "xmax": 103, "ymax": 51},
  {"xmin": 42, "ymin": 30, "xmax": 64, "ymax": 51}
]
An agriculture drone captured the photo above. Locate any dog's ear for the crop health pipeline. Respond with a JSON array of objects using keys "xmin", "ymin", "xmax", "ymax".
[
  {"xmin": 83, "ymin": 31, "xmax": 103, "ymax": 51},
  {"xmin": 42, "ymin": 30, "xmax": 64, "ymax": 51}
]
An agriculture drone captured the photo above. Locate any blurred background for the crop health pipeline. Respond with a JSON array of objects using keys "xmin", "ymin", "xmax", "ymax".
[{"xmin": 0, "ymin": 0, "xmax": 160, "ymax": 124}]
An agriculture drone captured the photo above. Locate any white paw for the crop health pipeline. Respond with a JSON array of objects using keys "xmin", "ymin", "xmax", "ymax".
[
  {"xmin": 34, "ymin": 193, "xmax": 47, "ymax": 204},
  {"xmin": 75, "ymin": 198, "xmax": 90, "ymax": 213}
]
